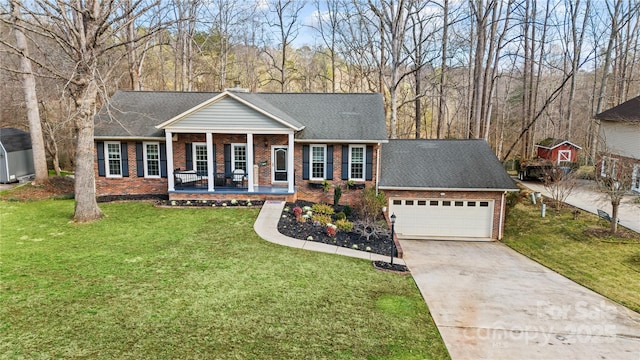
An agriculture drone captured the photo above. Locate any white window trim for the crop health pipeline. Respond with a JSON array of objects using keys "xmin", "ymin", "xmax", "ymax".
[
  {"xmin": 310, "ymin": 144, "xmax": 327, "ymax": 181},
  {"xmin": 557, "ymin": 149, "xmax": 571, "ymax": 164},
  {"xmin": 632, "ymin": 164, "xmax": 640, "ymax": 192},
  {"xmin": 192, "ymin": 142, "xmax": 207, "ymax": 174},
  {"xmin": 105, "ymin": 141, "xmax": 122, "ymax": 178},
  {"xmin": 143, "ymin": 141, "xmax": 161, "ymax": 178},
  {"xmin": 348, "ymin": 144, "xmax": 366, "ymax": 181},
  {"xmin": 231, "ymin": 143, "xmax": 247, "ymax": 172},
  {"xmin": 271, "ymin": 145, "xmax": 288, "ymax": 183}
]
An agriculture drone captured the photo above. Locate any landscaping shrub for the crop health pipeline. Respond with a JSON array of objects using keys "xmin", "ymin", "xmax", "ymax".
[
  {"xmin": 342, "ymin": 205, "xmax": 353, "ymax": 218},
  {"xmin": 358, "ymin": 187, "xmax": 386, "ymax": 222},
  {"xmin": 312, "ymin": 214, "xmax": 332, "ymax": 226},
  {"xmin": 335, "ymin": 212, "xmax": 346, "ymax": 221},
  {"xmin": 312, "ymin": 203, "xmax": 334, "ymax": 215},
  {"xmin": 326, "ymin": 224, "xmax": 338, "ymax": 237},
  {"xmin": 333, "ymin": 186, "xmax": 342, "ymax": 206},
  {"xmin": 335, "ymin": 219, "xmax": 353, "ymax": 231}
]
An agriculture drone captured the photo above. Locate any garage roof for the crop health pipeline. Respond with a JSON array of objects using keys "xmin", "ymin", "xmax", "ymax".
[{"xmin": 379, "ymin": 139, "xmax": 518, "ymax": 191}]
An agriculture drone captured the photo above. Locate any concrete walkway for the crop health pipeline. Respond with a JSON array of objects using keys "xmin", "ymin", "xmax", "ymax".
[
  {"xmin": 401, "ymin": 239, "xmax": 640, "ymax": 360},
  {"xmin": 519, "ymin": 179, "xmax": 640, "ymax": 233},
  {"xmin": 253, "ymin": 200, "xmax": 405, "ymax": 265}
]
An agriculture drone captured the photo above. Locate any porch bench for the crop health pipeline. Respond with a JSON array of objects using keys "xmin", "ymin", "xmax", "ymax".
[
  {"xmin": 597, "ymin": 209, "xmax": 619, "ymax": 223},
  {"xmin": 174, "ymin": 170, "xmax": 199, "ymax": 187}
]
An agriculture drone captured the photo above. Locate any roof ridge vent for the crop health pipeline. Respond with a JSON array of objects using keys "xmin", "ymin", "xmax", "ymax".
[{"xmin": 225, "ymin": 81, "xmax": 249, "ymax": 93}]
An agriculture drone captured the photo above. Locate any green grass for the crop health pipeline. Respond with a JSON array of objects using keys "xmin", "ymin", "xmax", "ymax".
[
  {"xmin": 0, "ymin": 200, "xmax": 449, "ymax": 359},
  {"xmin": 503, "ymin": 199, "xmax": 640, "ymax": 313}
]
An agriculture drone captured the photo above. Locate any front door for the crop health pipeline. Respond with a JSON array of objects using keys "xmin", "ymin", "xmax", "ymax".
[{"xmin": 272, "ymin": 146, "xmax": 288, "ymax": 182}]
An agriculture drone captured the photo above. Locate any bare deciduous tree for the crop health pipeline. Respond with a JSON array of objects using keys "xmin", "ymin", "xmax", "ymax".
[
  {"xmin": 9, "ymin": 0, "xmax": 48, "ymax": 184},
  {"xmin": 2, "ymin": 0, "xmax": 166, "ymax": 222},
  {"xmin": 542, "ymin": 165, "xmax": 578, "ymax": 211}
]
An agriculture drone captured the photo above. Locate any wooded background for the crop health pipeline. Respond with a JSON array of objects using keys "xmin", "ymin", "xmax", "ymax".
[{"xmin": 2, "ymin": 0, "xmax": 639, "ymax": 171}]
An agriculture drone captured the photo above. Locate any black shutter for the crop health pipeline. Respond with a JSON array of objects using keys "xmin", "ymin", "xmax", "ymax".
[
  {"xmin": 136, "ymin": 142, "xmax": 144, "ymax": 177},
  {"xmin": 160, "ymin": 143, "xmax": 167, "ymax": 178},
  {"xmin": 185, "ymin": 143, "xmax": 192, "ymax": 170},
  {"xmin": 326, "ymin": 145, "xmax": 333, "ymax": 180},
  {"xmin": 224, "ymin": 144, "xmax": 231, "ymax": 177},
  {"xmin": 121, "ymin": 143, "xmax": 129, "ymax": 177},
  {"xmin": 341, "ymin": 145, "xmax": 349, "ymax": 180},
  {"xmin": 302, "ymin": 145, "xmax": 309, "ymax": 180},
  {"xmin": 365, "ymin": 145, "xmax": 373, "ymax": 181},
  {"xmin": 97, "ymin": 142, "xmax": 105, "ymax": 177}
]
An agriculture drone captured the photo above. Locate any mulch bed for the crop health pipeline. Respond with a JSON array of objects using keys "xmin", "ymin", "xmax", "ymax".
[
  {"xmin": 372, "ymin": 260, "xmax": 410, "ymax": 273},
  {"xmin": 277, "ymin": 201, "xmax": 398, "ymax": 258}
]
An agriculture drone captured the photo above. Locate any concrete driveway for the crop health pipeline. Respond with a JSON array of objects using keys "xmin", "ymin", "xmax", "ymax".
[{"xmin": 401, "ymin": 240, "xmax": 640, "ymax": 360}]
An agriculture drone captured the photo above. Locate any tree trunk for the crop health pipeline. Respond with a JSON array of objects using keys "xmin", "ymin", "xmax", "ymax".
[
  {"xmin": 436, "ymin": 0, "xmax": 449, "ymax": 139},
  {"xmin": 11, "ymin": 0, "xmax": 49, "ymax": 184},
  {"xmin": 73, "ymin": 76, "xmax": 102, "ymax": 222},
  {"xmin": 610, "ymin": 199, "xmax": 619, "ymax": 233}
]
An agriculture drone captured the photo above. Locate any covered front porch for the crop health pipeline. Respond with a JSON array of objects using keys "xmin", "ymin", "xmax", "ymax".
[
  {"xmin": 164, "ymin": 131, "xmax": 296, "ymax": 194},
  {"xmin": 155, "ymin": 90, "xmax": 304, "ymax": 201}
]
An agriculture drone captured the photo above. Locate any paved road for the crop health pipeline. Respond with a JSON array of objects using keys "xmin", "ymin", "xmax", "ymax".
[
  {"xmin": 401, "ymin": 240, "xmax": 640, "ymax": 360},
  {"xmin": 519, "ymin": 179, "xmax": 639, "ymax": 233}
]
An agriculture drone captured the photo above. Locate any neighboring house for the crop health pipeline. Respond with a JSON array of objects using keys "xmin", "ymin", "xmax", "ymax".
[
  {"xmin": 534, "ymin": 138, "xmax": 581, "ymax": 165},
  {"xmin": 0, "ymin": 128, "xmax": 35, "ymax": 184},
  {"xmin": 94, "ymin": 89, "xmax": 517, "ymax": 240},
  {"xmin": 595, "ymin": 95, "xmax": 640, "ymax": 193}
]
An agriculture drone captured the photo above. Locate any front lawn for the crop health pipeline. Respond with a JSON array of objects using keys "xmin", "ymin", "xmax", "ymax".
[
  {"xmin": 0, "ymin": 200, "xmax": 449, "ymax": 359},
  {"xmin": 503, "ymin": 196, "xmax": 640, "ymax": 313}
]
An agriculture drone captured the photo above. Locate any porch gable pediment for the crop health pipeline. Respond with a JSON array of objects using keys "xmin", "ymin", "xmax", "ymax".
[{"xmin": 156, "ymin": 92, "xmax": 303, "ymax": 133}]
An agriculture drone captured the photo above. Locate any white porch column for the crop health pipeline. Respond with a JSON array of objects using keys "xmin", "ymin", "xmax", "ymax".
[
  {"xmin": 206, "ymin": 132, "xmax": 214, "ymax": 192},
  {"xmin": 247, "ymin": 133, "xmax": 254, "ymax": 192},
  {"xmin": 165, "ymin": 131, "xmax": 175, "ymax": 191},
  {"xmin": 287, "ymin": 132, "xmax": 294, "ymax": 193}
]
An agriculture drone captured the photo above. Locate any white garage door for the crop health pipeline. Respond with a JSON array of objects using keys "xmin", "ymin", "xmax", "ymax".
[{"xmin": 389, "ymin": 198, "xmax": 494, "ymax": 239}]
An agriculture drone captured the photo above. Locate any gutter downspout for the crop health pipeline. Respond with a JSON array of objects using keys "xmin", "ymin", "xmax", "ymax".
[
  {"xmin": 375, "ymin": 143, "xmax": 381, "ymax": 195},
  {"xmin": 499, "ymin": 191, "xmax": 506, "ymax": 240}
]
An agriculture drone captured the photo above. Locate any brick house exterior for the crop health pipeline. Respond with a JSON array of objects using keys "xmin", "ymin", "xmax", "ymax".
[{"xmin": 94, "ymin": 90, "xmax": 517, "ymax": 240}]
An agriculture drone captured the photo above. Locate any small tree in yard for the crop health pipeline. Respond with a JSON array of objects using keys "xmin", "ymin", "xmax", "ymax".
[
  {"xmin": 596, "ymin": 154, "xmax": 635, "ymax": 233},
  {"xmin": 542, "ymin": 165, "xmax": 577, "ymax": 211},
  {"xmin": 357, "ymin": 187, "xmax": 386, "ymax": 223}
]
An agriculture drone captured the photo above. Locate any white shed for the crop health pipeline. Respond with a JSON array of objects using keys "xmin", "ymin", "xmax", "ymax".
[{"xmin": 0, "ymin": 128, "xmax": 35, "ymax": 183}]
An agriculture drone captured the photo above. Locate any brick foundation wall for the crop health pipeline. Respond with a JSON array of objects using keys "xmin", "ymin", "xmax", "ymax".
[{"xmin": 382, "ymin": 189, "xmax": 507, "ymax": 240}]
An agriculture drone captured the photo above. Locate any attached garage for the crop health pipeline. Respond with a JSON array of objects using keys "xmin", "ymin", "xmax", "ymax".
[
  {"xmin": 378, "ymin": 140, "xmax": 518, "ymax": 240},
  {"xmin": 389, "ymin": 198, "xmax": 493, "ymax": 239}
]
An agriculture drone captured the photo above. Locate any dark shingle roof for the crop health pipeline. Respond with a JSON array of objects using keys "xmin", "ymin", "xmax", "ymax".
[
  {"xmin": 595, "ymin": 96, "xmax": 640, "ymax": 122},
  {"xmin": 95, "ymin": 91, "xmax": 218, "ymax": 138},
  {"xmin": 0, "ymin": 128, "xmax": 32, "ymax": 152},
  {"xmin": 240, "ymin": 93, "xmax": 387, "ymax": 141},
  {"xmin": 379, "ymin": 139, "xmax": 517, "ymax": 190},
  {"xmin": 95, "ymin": 91, "xmax": 387, "ymax": 141}
]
